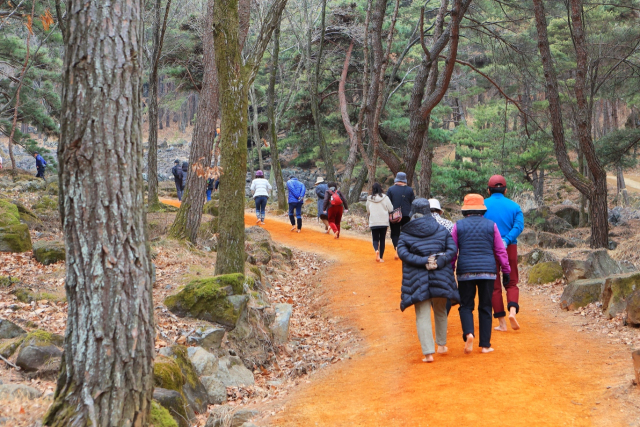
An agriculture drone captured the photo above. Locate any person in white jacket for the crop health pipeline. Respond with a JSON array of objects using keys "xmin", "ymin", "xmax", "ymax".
[
  {"xmin": 366, "ymin": 182, "xmax": 394, "ymax": 262},
  {"xmin": 250, "ymin": 170, "xmax": 272, "ymax": 225}
]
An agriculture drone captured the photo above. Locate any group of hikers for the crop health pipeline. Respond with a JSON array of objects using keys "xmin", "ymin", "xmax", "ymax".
[{"xmin": 172, "ymin": 159, "xmax": 219, "ymax": 202}]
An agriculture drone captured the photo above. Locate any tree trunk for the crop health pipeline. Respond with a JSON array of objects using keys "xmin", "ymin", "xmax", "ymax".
[
  {"xmin": 417, "ymin": 119, "xmax": 434, "ymax": 197},
  {"xmin": 532, "ymin": 168, "xmax": 545, "ymax": 206},
  {"xmin": 169, "ymin": 0, "xmax": 218, "ymax": 243},
  {"xmin": 338, "ymin": 41, "xmax": 360, "ymax": 195},
  {"xmin": 349, "ymin": 164, "xmax": 368, "ymax": 204},
  {"xmin": 617, "ymin": 165, "xmax": 628, "ymax": 206},
  {"xmin": 250, "ymin": 86, "xmax": 264, "ymax": 172},
  {"xmin": 43, "ymin": 1, "xmax": 154, "ymax": 426},
  {"xmin": 147, "ymin": 0, "xmax": 162, "ymax": 210},
  {"xmin": 267, "ymin": 22, "xmax": 287, "ymax": 210}
]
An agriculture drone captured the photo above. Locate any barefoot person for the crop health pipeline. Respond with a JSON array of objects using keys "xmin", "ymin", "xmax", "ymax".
[
  {"xmin": 366, "ymin": 183, "xmax": 394, "ymax": 262},
  {"xmin": 398, "ymin": 199, "xmax": 459, "ymax": 362},
  {"xmin": 287, "ymin": 175, "xmax": 306, "ymax": 232},
  {"xmin": 451, "ymin": 194, "xmax": 510, "ymax": 354},
  {"xmin": 250, "ymin": 170, "xmax": 272, "ymax": 225},
  {"xmin": 484, "ymin": 175, "xmax": 524, "ymax": 331},
  {"xmin": 323, "ymin": 182, "xmax": 348, "ymax": 239},
  {"xmin": 387, "ymin": 172, "xmax": 415, "ymax": 259}
]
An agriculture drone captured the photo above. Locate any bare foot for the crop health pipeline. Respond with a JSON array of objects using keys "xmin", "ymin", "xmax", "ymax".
[
  {"xmin": 509, "ymin": 309, "xmax": 520, "ymax": 330},
  {"xmin": 256, "ymin": 218, "xmax": 261, "ymax": 224},
  {"xmin": 464, "ymin": 334, "xmax": 474, "ymax": 354},
  {"xmin": 481, "ymin": 347, "xmax": 495, "ymax": 353},
  {"xmin": 422, "ymin": 354, "xmax": 434, "ymax": 363},
  {"xmin": 260, "ymin": 221, "xmax": 265, "ymax": 225},
  {"xmin": 290, "ymin": 226, "xmax": 296, "ymax": 232},
  {"xmin": 379, "ymin": 259, "xmax": 385, "ymax": 263},
  {"xmin": 296, "ymin": 229, "xmax": 301, "ymax": 233},
  {"xmin": 394, "ymin": 253, "xmax": 399, "ymax": 260},
  {"xmin": 375, "ymin": 250, "xmax": 380, "ymax": 262},
  {"xmin": 494, "ymin": 317, "xmax": 508, "ymax": 332},
  {"xmin": 437, "ymin": 346, "xmax": 448, "ymax": 354}
]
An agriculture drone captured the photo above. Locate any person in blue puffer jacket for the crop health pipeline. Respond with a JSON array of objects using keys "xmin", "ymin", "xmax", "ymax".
[
  {"xmin": 484, "ymin": 175, "xmax": 524, "ymax": 332},
  {"xmin": 287, "ymin": 175, "xmax": 306, "ymax": 233}
]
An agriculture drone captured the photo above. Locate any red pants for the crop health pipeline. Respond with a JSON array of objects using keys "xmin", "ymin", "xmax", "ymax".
[
  {"xmin": 327, "ymin": 205, "xmax": 344, "ymax": 235},
  {"xmin": 492, "ymin": 244, "xmax": 519, "ymax": 318}
]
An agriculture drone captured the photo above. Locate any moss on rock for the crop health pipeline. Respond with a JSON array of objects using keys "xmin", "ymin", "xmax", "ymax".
[
  {"xmin": 154, "ymin": 355, "xmax": 186, "ymax": 392},
  {"xmin": 33, "ymin": 241, "xmax": 65, "ymax": 265},
  {"xmin": 528, "ymin": 261, "xmax": 564, "ymax": 284},
  {"xmin": 0, "ymin": 335, "xmax": 26, "ymax": 358},
  {"xmin": 602, "ymin": 272, "xmax": 640, "ymax": 318},
  {"xmin": 0, "ymin": 223, "xmax": 32, "ymax": 252},
  {"xmin": 150, "ymin": 400, "xmax": 179, "ymax": 427},
  {"xmin": 31, "ymin": 196, "xmax": 58, "ymax": 213},
  {"xmin": 0, "ymin": 199, "xmax": 20, "ymax": 227},
  {"xmin": 23, "ymin": 329, "xmax": 64, "ymax": 347}
]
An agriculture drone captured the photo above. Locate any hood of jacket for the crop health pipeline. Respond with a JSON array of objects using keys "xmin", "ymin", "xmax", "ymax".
[
  {"xmin": 367, "ymin": 194, "xmax": 387, "ymax": 203},
  {"xmin": 401, "ymin": 215, "xmax": 439, "ymax": 238}
]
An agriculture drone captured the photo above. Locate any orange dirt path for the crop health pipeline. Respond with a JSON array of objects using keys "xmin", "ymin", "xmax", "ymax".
[{"xmin": 159, "ymin": 199, "xmax": 627, "ymax": 426}]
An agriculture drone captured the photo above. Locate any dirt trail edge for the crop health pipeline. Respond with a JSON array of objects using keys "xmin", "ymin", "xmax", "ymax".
[{"xmin": 243, "ymin": 215, "xmax": 636, "ymax": 427}]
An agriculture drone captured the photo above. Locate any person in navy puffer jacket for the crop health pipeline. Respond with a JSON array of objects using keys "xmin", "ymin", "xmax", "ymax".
[
  {"xmin": 286, "ymin": 175, "xmax": 306, "ymax": 232},
  {"xmin": 397, "ymin": 198, "xmax": 459, "ymax": 363},
  {"xmin": 451, "ymin": 194, "xmax": 510, "ymax": 355}
]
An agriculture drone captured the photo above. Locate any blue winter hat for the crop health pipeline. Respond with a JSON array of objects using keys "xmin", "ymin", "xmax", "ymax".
[
  {"xmin": 394, "ymin": 172, "xmax": 408, "ymax": 183},
  {"xmin": 409, "ymin": 198, "xmax": 431, "ymax": 216}
]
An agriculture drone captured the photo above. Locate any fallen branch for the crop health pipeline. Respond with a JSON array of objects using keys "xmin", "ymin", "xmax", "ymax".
[{"xmin": 0, "ymin": 353, "xmax": 20, "ymax": 370}]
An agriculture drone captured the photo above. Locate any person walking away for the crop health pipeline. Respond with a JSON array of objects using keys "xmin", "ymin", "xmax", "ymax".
[
  {"xmin": 251, "ymin": 170, "xmax": 272, "ymax": 224},
  {"xmin": 429, "ymin": 199, "xmax": 454, "ymax": 232},
  {"xmin": 181, "ymin": 161, "xmax": 189, "ymax": 192},
  {"xmin": 484, "ymin": 175, "xmax": 524, "ymax": 331},
  {"xmin": 323, "ymin": 182, "xmax": 348, "ymax": 239},
  {"xmin": 206, "ymin": 177, "xmax": 214, "ymax": 201},
  {"xmin": 398, "ymin": 198, "xmax": 459, "ymax": 363},
  {"xmin": 287, "ymin": 175, "xmax": 306, "ymax": 232},
  {"xmin": 171, "ymin": 159, "xmax": 184, "ymax": 201},
  {"xmin": 387, "ymin": 172, "xmax": 415, "ymax": 259},
  {"xmin": 451, "ymin": 194, "xmax": 510, "ymax": 354},
  {"xmin": 366, "ymin": 183, "xmax": 394, "ymax": 262},
  {"xmin": 315, "ymin": 177, "xmax": 329, "ymax": 231},
  {"xmin": 34, "ymin": 152, "xmax": 47, "ymax": 180}
]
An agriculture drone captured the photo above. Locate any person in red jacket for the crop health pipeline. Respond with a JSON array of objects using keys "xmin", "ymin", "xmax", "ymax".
[{"xmin": 323, "ymin": 182, "xmax": 349, "ymax": 239}]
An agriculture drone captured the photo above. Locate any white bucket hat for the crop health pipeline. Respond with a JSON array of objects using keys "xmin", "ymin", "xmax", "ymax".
[
  {"xmin": 428, "ymin": 198, "xmax": 443, "ymax": 213},
  {"xmin": 314, "ymin": 177, "xmax": 325, "ymax": 185}
]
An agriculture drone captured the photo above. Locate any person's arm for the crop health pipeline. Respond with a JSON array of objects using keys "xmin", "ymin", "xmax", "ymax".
[
  {"xmin": 366, "ymin": 199, "xmax": 371, "ymax": 214},
  {"xmin": 385, "ymin": 197, "xmax": 394, "ymax": 212},
  {"xmin": 250, "ymin": 180, "xmax": 257, "ymax": 194},
  {"xmin": 450, "ymin": 224, "xmax": 459, "ymax": 268},
  {"xmin": 340, "ymin": 192, "xmax": 348, "ymax": 210},
  {"xmin": 266, "ymin": 180, "xmax": 272, "ymax": 194},
  {"xmin": 437, "ymin": 231, "xmax": 458, "ymax": 268},
  {"xmin": 300, "ymin": 183, "xmax": 306, "ymax": 199},
  {"xmin": 322, "ymin": 192, "xmax": 330, "ymax": 211},
  {"xmin": 408, "ymin": 188, "xmax": 415, "ymax": 204},
  {"xmin": 493, "ymin": 224, "xmax": 511, "ymax": 274},
  {"xmin": 397, "ymin": 236, "xmax": 430, "ymax": 267},
  {"xmin": 504, "ymin": 206, "xmax": 524, "ymax": 245}
]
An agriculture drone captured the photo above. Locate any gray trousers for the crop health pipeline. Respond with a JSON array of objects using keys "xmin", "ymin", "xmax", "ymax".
[{"xmin": 414, "ymin": 298, "xmax": 448, "ymax": 355}]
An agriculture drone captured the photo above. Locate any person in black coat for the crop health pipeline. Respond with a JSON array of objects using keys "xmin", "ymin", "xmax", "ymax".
[
  {"xmin": 171, "ymin": 160, "xmax": 184, "ymax": 201},
  {"xmin": 387, "ymin": 172, "xmax": 415, "ymax": 258},
  {"xmin": 397, "ymin": 198, "xmax": 459, "ymax": 363}
]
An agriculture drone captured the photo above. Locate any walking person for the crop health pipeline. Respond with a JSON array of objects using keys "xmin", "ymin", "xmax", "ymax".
[
  {"xmin": 250, "ymin": 170, "xmax": 272, "ymax": 225},
  {"xmin": 181, "ymin": 161, "xmax": 189, "ymax": 192},
  {"xmin": 287, "ymin": 175, "xmax": 306, "ymax": 232},
  {"xmin": 206, "ymin": 177, "xmax": 214, "ymax": 201},
  {"xmin": 429, "ymin": 199, "xmax": 454, "ymax": 233},
  {"xmin": 314, "ymin": 177, "xmax": 329, "ymax": 231},
  {"xmin": 398, "ymin": 199, "xmax": 459, "ymax": 363},
  {"xmin": 451, "ymin": 194, "xmax": 510, "ymax": 354},
  {"xmin": 366, "ymin": 183, "xmax": 394, "ymax": 262},
  {"xmin": 34, "ymin": 152, "xmax": 47, "ymax": 180},
  {"xmin": 171, "ymin": 160, "xmax": 184, "ymax": 201},
  {"xmin": 484, "ymin": 175, "xmax": 524, "ymax": 331},
  {"xmin": 323, "ymin": 182, "xmax": 348, "ymax": 239},
  {"xmin": 387, "ymin": 172, "xmax": 415, "ymax": 259}
]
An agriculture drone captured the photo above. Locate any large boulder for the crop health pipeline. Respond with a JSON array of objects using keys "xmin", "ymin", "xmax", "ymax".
[
  {"xmin": 0, "ymin": 384, "xmax": 42, "ymax": 400},
  {"xmin": 153, "ymin": 388, "xmax": 191, "ymax": 427},
  {"xmin": 15, "ymin": 330, "xmax": 64, "ymax": 373},
  {"xmin": 271, "ymin": 303, "xmax": 293, "ymax": 344},
  {"xmin": 164, "ymin": 274, "xmax": 248, "ymax": 328},
  {"xmin": 150, "ymin": 400, "xmax": 179, "ymax": 427},
  {"xmin": 0, "ymin": 200, "xmax": 32, "ymax": 253},
  {"xmin": 551, "ymin": 204, "xmax": 580, "ymax": 227},
  {"xmin": 187, "ymin": 347, "xmax": 227, "ymax": 404},
  {"xmin": 560, "ymin": 249, "xmax": 622, "ymax": 283},
  {"xmin": 0, "ymin": 319, "xmax": 26, "ymax": 339},
  {"xmin": 187, "ymin": 327, "xmax": 226, "ymax": 352},
  {"xmin": 626, "ymin": 289, "xmax": 640, "ymax": 327},
  {"xmin": 206, "ymin": 408, "xmax": 259, "ymax": 427},
  {"xmin": 518, "ymin": 249, "xmax": 557, "ymax": 266},
  {"xmin": 158, "ymin": 345, "xmax": 209, "ymax": 415},
  {"xmin": 528, "ymin": 261, "xmax": 564, "ymax": 284},
  {"xmin": 215, "ymin": 355, "xmax": 255, "ymax": 387},
  {"xmin": 32, "ymin": 240, "xmax": 66, "ymax": 265},
  {"xmin": 560, "ymin": 278, "xmax": 605, "ymax": 310},
  {"xmin": 537, "ymin": 232, "xmax": 575, "ymax": 249},
  {"xmin": 543, "ymin": 215, "xmax": 572, "ymax": 234},
  {"xmin": 602, "ymin": 272, "xmax": 640, "ymax": 318},
  {"xmin": 518, "ymin": 230, "xmax": 538, "ymax": 246}
]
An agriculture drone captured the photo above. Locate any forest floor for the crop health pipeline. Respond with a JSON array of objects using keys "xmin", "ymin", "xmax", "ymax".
[{"xmin": 237, "ymin": 214, "xmax": 640, "ymax": 427}]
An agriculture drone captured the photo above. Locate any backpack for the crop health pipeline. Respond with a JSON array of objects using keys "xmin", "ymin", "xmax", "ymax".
[
  {"xmin": 172, "ymin": 166, "xmax": 180, "ymax": 179},
  {"xmin": 330, "ymin": 191, "xmax": 343, "ymax": 206}
]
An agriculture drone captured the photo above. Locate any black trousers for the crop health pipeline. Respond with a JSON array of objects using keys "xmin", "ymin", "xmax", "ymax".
[
  {"xmin": 370, "ymin": 226, "xmax": 387, "ymax": 259},
  {"xmin": 458, "ymin": 279, "xmax": 494, "ymax": 348},
  {"xmin": 390, "ymin": 216, "xmax": 410, "ymax": 249}
]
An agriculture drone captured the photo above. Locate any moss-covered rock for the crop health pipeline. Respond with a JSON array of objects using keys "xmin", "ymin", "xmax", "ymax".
[
  {"xmin": 150, "ymin": 400, "xmax": 179, "ymax": 427},
  {"xmin": 602, "ymin": 272, "xmax": 640, "ymax": 318},
  {"xmin": 31, "ymin": 196, "xmax": 58, "ymax": 213},
  {"xmin": 203, "ymin": 200, "xmax": 219, "ymax": 216},
  {"xmin": 164, "ymin": 274, "xmax": 247, "ymax": 328},
  {"xmin": 158, "ymin": 345, "xmax": 209, "ymax": 414},
  {"xmin": 528, "ymin": 261, "xmax": 564, "ymax": 284},
  {"xmin": 154, "ymin": 355, "xmax": 186, "ymax": 392},
  {"xmin": 0, "ymin": 199, "xmax": 20, "ymax": 227},
  {"xmin": 33, "ymin": 241, "xmax": 65, "ymax": 265},
  {"xmin": 0, "ymin": 223, "xmax": 32, "ymax": 252},
  {"xmin": 560, "ymin": 278, "xmax": 605, "ymax": 310},
  {"xmin": 15, "ymin": 330, "xmax": 64, "ymax": 372},
  {"xmin": 13, "ymin": 288, "xmax": 35, "ymax": 303},
  {"xmin": 0, "ymin": 335, "xmax": 26, "ymax": 358},
  {"xmin": 153, "ymin": 388, "xmax": 191, "ymax": 427}
]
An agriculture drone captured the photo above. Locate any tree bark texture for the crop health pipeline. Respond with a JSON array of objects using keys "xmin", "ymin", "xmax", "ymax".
[
  {"xmin": 267, "ymin": 22, "xmax": 287, "ymax": 210},
  {"xmin": 338, "ymin": 41, "xmax": 359, "ymax": 194},
  {"xmin": 147, "ymin": 0, "xmax": 162, "ymax": 210},
  {"xmin": 44, "ymin": 1, "xmax": 154, "ymax": 426},
  {"xmin": 169, "ymin": 0, "xmax": 218, "ymax": 243},
  {"xmin": 250, "ymin": 86, "xmax": 264, "ymax": 172}
]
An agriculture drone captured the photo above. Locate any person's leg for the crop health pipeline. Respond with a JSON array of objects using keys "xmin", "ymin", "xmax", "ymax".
[
  {"xmin": 371, "ymin": 229, "xmax": 380, "ymax": 251},
  {"xmin": 477, "ymin": 279, "xmax": 494, "ymax": 351},
  {"xmin": 176, "ymin": 183, "xmax": 182, "ymax": 201},
  {"xmin": 378, "ymin": 227, "xmax": 387, "ymax": 259},
  {"xmin": 506, "ymin": 244, "xmax": 521, "ymax": 329},
  {"xmin": 446, "ymin": 298, "xmax": 452, "ymax": 315},
  {"xmin": 431, "ymin": 298, "xmax": 448, "ymax": 353},
  {"xmin": 458, "ymin": 281, "xmax": 476, "ymax": 353},
  {"xmin": 260, "ymin": 197, "xmax": 268, "ymax": 221},
  {"xmin": 334, "ymin": 207, "xmax": 343, "ymax": 238},
  {"xmin": 288, "ymin": 203, "xmax": 296, "ymax": 229},
  {"xmin": 327, "ymin": 207, "xmax": 339, "ymax": 234},
  {"xmin": 207, "ymin": 189, "xmax": 212, "ymax": 201},
  {"xmin": 295, "ymin": 202, "xmax": 303, "ymax": 230},
  {"xmin": 255, "ymin": 197, "xmax": 262, "ymax": 223},
  {"xmin": 414, "ymin": 299, "xmax": 436, "ymax": 360},
  {"xmin": 390, "ymin": 222, "xmax": 401, "ymax": 249},
  {"xmin": 492, "ymin": 271, "xmax": 508, "ymax": 331}
]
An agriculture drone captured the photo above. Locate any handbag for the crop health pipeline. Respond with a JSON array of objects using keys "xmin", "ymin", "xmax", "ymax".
[{"xmin": 389, "ymin": 207, "xmax": 402, "ymax": 223}]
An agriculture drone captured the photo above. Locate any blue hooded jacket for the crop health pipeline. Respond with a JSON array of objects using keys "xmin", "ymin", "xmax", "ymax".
[
  {"xmin": 484, "ymin": 193, "xmax": 524, "ymax": 246},
  {"xmin": 35, "ymin": 154, "xmax": 46, "ymax": 169},
  {"xmin": 286, "ymin": 177, "xmax": 306, "ymax": 203}
]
